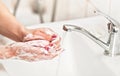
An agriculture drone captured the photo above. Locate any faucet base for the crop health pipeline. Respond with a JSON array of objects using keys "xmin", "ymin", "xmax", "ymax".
[
  {"xmin": 104, "ymin": 50, "xmax": 120, "ymax": 57},
  {"xmin": 104, "ymin": 50, "xmax": 110, "ymax": 56}
]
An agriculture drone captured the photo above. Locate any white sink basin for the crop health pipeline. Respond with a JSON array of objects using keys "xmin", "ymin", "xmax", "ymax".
[
  {"xmin": 68, "ymin": 32, "xmax": 115, "ymax": 76},
  {"xmin": 0, "ymin": 16, "xmax": 120, "ymax": 76}
]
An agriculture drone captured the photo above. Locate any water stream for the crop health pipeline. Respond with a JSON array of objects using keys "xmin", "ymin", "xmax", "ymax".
[{"xmin": 55, "ymin": 31, "xmax": 68, "ymax": 76}]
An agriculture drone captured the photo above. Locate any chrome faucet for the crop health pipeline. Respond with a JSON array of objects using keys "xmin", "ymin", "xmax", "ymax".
[{"xmin": 63, "ymin": 10, "xmax": 120, "ymax": 57}]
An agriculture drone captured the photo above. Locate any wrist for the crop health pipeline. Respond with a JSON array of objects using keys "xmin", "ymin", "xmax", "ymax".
[{"xmin": 19, "ymin": 27, "xmax": 29, "ymax": 42}]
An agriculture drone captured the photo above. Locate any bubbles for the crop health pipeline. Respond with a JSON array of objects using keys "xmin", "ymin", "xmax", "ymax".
[{"xmin": 7, "ymin": 33, "xmax": 63, "ymax": 62}]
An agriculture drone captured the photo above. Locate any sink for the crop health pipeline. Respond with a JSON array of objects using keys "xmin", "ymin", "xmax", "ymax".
[
  {"xmin": 0, "ymin": 16, "xmax": 120, "ymax": 76},
  {"xmin": 68, "ymin": 32, "xmax": 115, "ymax": 76}
]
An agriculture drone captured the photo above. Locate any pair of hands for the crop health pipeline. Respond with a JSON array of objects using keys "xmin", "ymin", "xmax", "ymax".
[
  {"xmin": 0, "ymin": 0, "xmax": 62, "ymax": 62},
  {"xmin": 5, "ymin": 28, "xmax": 62, "ymax": 62}
]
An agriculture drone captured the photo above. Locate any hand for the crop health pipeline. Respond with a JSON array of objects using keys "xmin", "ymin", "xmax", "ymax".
[
  {"xmin": 0, "ymin": 28, "xmax": 62, "ymax": 62},
  {"xmin": 24, "ymin": 28, "xmax": 61, "ymax": 51},
  {"xmin": 9, "ymin": 39, "xmax": 62, "ymax": 62},
  {"xmin": 24, "ymin": 28, "xmax": 57, "ymax": 41}
]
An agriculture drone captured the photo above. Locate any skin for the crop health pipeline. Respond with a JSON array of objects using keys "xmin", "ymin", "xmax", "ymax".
[
  {"xmin": 0, "ymin": 0, "xmax": 61, "ymax": 61},
  {"xmin": 0, "ymin": 0, "xmax": 27, "ymax": 42}
]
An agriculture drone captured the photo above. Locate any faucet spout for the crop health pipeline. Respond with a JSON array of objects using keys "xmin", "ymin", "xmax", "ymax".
[
  {"xmin": 63, "ymin": 23, "xmax": 120, "ymax": 56},
  {"xmin": 62, "ymin": 9, "xmax": 120, "ymax": 56},
  {"xmin": 63, "ymin": 24, "xmax": 109, "ymax": 50}
]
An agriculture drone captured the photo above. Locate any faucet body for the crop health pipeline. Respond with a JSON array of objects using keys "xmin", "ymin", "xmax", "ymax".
[{"xmin": 63, "ymin": 12, "xmax": 120, "ymax": 56}]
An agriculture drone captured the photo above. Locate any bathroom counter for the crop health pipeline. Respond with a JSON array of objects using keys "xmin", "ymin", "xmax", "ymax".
[
  {"xmin": 1, "ymin": 15, "xmax": 118, "ymax": 76},
  {"xmin": 0, "ymin": 64, "xmax": 9, "ymax": 76}
]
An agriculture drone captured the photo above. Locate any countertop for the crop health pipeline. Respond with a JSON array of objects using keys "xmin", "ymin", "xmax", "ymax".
[{"xmin": 0, "ymin": 15, "xmax": 109, "ymax": 76}]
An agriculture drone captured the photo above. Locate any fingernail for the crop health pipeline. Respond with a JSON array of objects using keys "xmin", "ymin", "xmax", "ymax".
[
  {"xmin": 49, "ymin": 43, "xmax": 53, "ymax": 46},
  {"xmin": 52, "ymin": 34, "xmax": 57, "ymax": 39}
]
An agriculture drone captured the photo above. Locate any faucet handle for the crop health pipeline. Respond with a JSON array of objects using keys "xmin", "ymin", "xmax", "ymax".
[
  {"xmin": 95, "ymin": 10, "xmax": 120, "ymax": 32},
  {"xmin": 107, "ymin": 23, "xmax": 114, "ymax": 33},
  {"xmin": 107, "ymin": 23, "xmax": 119, "ymax": 33}
]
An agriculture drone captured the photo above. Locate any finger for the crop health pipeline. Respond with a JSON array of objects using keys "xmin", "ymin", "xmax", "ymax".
[
  {"xmin": 42, "ymin": 54, "xmax": 58, "ymax": 60},
  {"xmin": 52, "ymin": 43, "xmax": 60, "ymax": 51},
  {"xmin": 37, "ymin": 28, "xmax": 55, "ymax": 35},
  {"xmin": 19, "ymin": 55, "xmax": 37, "ymax": 62},
  {"xmin": 23, "ymin": 33, "xmax": 49, "ymax": 42},
  {"xmin": 35, "ymin": 28, "xmax": 57, "ymax": 41},
  {"xmin": 56, "ymin": 48, "xmax": 64, "ymax": 54},
  {"xmin": 51, "ymin": 35, "xmax": 61, "ymax": 44},
  {"xmin": 50, "ymin": 37, "xmax": 61, "ymax": 50},
  {"xmin": 24, "ymin": 28, "xmax": 51, "ymax": 41},
  {"xmin": 25, "ymin": 28, "xmax": 58, "ymax": 42},
  {"xmin": 25, "ymin": 47, "xmax": 44, "ymax": 54},
  {"xmin": 24, "ymin": 35, "xmax": 45, "ymax": 41}
]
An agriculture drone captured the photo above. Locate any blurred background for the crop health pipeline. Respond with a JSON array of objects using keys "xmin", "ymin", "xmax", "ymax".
[
  {"xmin": 0, "ymin": 0, "xmax": 120, "ymax": 45},
  {"xmin": 1, "ymin": 0, "xmax": 120, "ymax": 26}
]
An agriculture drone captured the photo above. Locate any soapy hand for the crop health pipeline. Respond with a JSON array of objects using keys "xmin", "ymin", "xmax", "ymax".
[
  {"xmin": 24, "ymin": 28, "xmax": 61, "ymax": 51},
  {"xmin": 24, "ymin": 28, "xmax": 59, "ymax": 41},
  {"xmin": 24, "ymin": 28, "xmax": 61, "ymax": 49},
  {"xmin": 0, "ymin": 28, "xmax": 63, "ymax": 62},
  {"xmin": 10, "ymin": 39, "xmax": 62, "ymax": 61}
]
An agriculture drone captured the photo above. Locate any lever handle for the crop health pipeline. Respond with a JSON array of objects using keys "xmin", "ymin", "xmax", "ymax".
[{"xmin": 107, "ymin": 23, "xmax": 119, "ymax": 33}]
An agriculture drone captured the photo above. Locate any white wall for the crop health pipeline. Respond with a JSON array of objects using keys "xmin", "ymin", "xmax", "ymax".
[
  {"xmin": 2, "ymin": 0, "xmax": 120, "ymax": 25},
  {"xmin": 1, "ymin": 0, "xmax": 120, "ymax": 45}
]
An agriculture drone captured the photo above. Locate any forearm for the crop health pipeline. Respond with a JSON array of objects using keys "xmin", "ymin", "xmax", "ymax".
[{"xmin": 0, "ymin": 0, "xmax": 28, "ymax": 41}]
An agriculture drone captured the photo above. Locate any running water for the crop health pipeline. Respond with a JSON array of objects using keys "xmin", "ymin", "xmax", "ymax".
[{"xmin": 55, "ymin": 31, "xmax": 68, "ymax": 76}]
